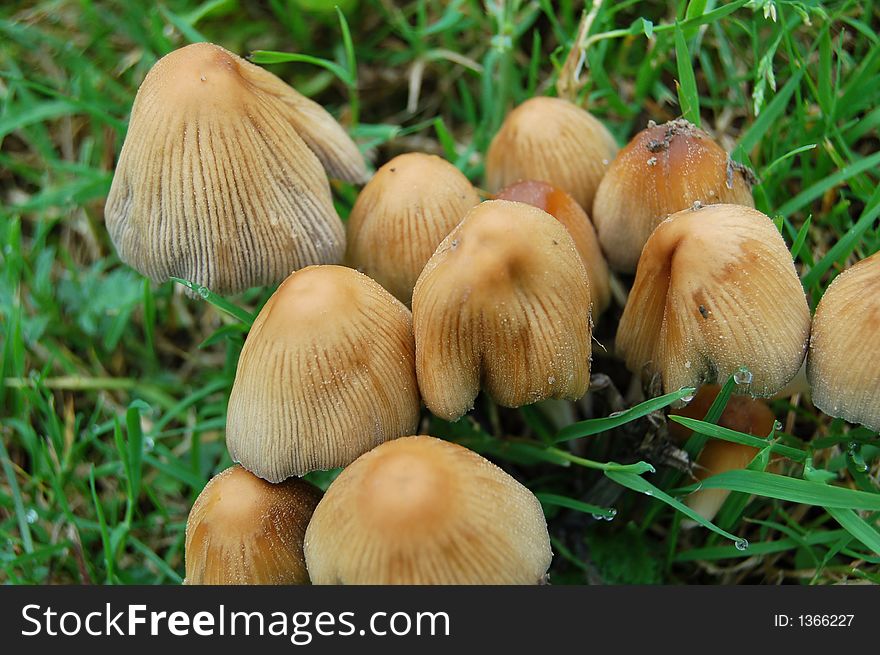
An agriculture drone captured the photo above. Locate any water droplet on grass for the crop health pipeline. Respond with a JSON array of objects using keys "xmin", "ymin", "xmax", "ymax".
[
  {"xmin": 735, "ymin": 538, "xmax": 749, "ymax": 551},
  {"xmin": 26, "ymin": 509, "xmax": 38, "ymax": 524},
  {"xmin": 734, "ymin": 366, "xmax": 753, "ymax": 385},
  {"xmin": 197, "ymin": 286, "xmax": 210, "ymax": 299}
]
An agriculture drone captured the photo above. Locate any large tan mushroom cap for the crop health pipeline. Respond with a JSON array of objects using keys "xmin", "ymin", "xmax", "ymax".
[
  {"xmin": 808, "ymin": 251, "xmax": 880, "ymax": 431},
  {"xmin": 593, "ymin": 119, "xmax": 755, "ymax": 272},
  {"xmin": 105, "ymin": 42, "xmax": 365, "ymax": 295},
  {"xmin": 669, "ymin": 385, "xmax": 776, "ymax": 521},
  {"xmin": 617, "ymin": 204, "xmax": 810, "ymax": 397},
  {"xmin": 412, "ymin": 200, "xmax": 592, "ymax": 422},
  {"xmin": 185, "ymin": 465, "xmax": 322, "ymax": 585},
  {"xmin": 485, "ymin": 97, "xmax": 618, "ymax": 211},
  {"xmin": 303, "ymin": 436, "xmax": 552, "ymax": 584},
  {"xmin": 226, "ymin": 265, "xmax": 420, "ymax": 481},
  {"xmin": 346, "ymin": 153, "xmax": 480, "ymax": 306},
  {"xmin": 495, "ymin": 180, "xmax": 611, "ymax": 317}
]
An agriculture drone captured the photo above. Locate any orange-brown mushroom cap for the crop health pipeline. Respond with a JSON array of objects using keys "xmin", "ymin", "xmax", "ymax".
[
  {"xmin": 105, "ymin": 42, "xmax": 367, "ymax": 295},
  {"xmin": 226, "ymin": 265, "xmax": 420, "ymax": 481},
  {"xmin": 593, "ymin": 119, "xmax": 755, "ymax": 272},
  {"xmin": 485, "ymin": 97, "xmax": 618, "ymax": 211},
  {"xmin": 412, "ymin": 200, "xmax": 593, "ymax": 422},
  {"xmin": 346, "ymin": 153, "xmax": 480, "ymax": 306},
  {"xmin": 669, "ymin": 385, "xmax": 776, "ymax": 521},
  {"xmin": 495, "ymin": 180, "xmax": 611, "ymax": 316},
  {"xmin": 185, "ymin": 465, "xmax": 322, "ymax": 585},
  {"xmin": 617, "ymin": 204, "xmax": 810, "ymax": 397},
  {"xmin": 303, "ymin": 436, "xmax": 552, "ymax": 584},
  {"xmin": 808, "ymin": 251, "xmax": 880, "ymax": 431}
]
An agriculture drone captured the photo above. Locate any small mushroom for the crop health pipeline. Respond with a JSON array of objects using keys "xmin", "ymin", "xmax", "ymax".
[
  {"xmin": 617, "ymin": 204, "xmax": 810, "ymax": 397},
  {"xmin": 303, "ymin": 435, "xmax": 552, "ymax": 584},
  {"xmin": 485, "ymin": 97, "xmax": 618, "ymax": 211},
  {"xmin": 226, "ymin": 265, "xmax": 420, "ymax": 482},
  {"xmin": 808, "ymin": 251, "xmax": 880, "ymax": 431},
  {"xmin": 185, "ymin": 465, "xmax": 322, "ymax": 585},
  {"xmin": 105, "ymin": 42, "xmax": 368, "ymax": 295},
  {"xmin": 412, "ymin": 200, "xmax": 592, "ymax": 421},
  {"xmin": 345, "ymin": 152, "xmax": 480, "ymax": 306},
  {"xmin": 593, "ymin": 119, "xmax": 755, "ymax": 272},
  {"xmin": 495, "ymin": 179, "xmax": 611, "ymax": 317},
  {"xmin": 669, "ymin": 385, "xmax": 776, "ymax": 521}
]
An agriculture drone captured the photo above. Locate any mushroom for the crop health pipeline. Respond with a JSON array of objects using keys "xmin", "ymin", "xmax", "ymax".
[
  {"xmin": 593, "ymin": 119, "xmax": 755, "ymax": 272},
  {"xmin": 303, "ymin": 435, "xmax": 552, "ymax": 584},
  {"xmin": 617, "ymin": 204, "xmax": 810, "ymax": 397},
  {"xmin": 185, "ymin": 465, "xmax": 322, "ymax": 585},
  {"xmin": 105, "ymin": 42, "xmax": 368, "ymax": 295},
  {"xmin": 412, "ymin": 200, "xmax": 592, "ymax": 422},
  {"xmin": 495, "ymin": 179, "xmax": 611, "ymax": 317},
  {"xmin": 485, "ymin": 97, "xmax": 618, "ymax": 211},
  {"xmin": 808, "ymin": 251, "xmax": 880, "ymax": 431},
  {"xmin": 669, "ymin": 385, "xmax": 777, "ymax": 521},
  {"xmin": 226, "ymin": 265, "xmax": 420, "ymax": 482},
  {"xmin": 345, "ymin": 152, "xmax": 480, "ymax": 306}
]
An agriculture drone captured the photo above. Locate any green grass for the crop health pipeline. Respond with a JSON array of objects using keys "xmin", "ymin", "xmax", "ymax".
[{"xmin": 1, "ymin": 0, "xmax": 879, "ymax": 585}]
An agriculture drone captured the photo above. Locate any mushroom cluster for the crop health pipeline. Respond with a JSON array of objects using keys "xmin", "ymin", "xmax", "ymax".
[{"xmin": 106, "ymin": 40, "xmax": 875, "ymax": 587}]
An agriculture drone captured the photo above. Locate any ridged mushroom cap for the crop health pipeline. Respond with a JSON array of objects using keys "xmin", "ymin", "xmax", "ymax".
[
  {"xmin": 303, "ymin": 436, "xmax": 552, "ymax": 584},
  {"xmin": 669, "ymin": 385, "xmax": 776, "ymax": 521},
  {"xmin": 485, "ymin": 97, "xmax": 618, "ymax": 211},
  {"xmin": 185, "ymin": 465, "xmax": 322, "ymax": 585},
  {"xmin": 495, "ymin": 180, "xmax": 611, "ymax": 316},
  {"xmin": 226, "ymin": 265, "xmax": 420, "ymax": 481},
  {"xmin": 808, "ymin": 251, "xmax": 880, "ymax": 430},
  {"xmin": 593, "ymin": 119, "xmax": 755, "ymax": 272},
  {"xmin": 105, "ymin": 42, "xmax": 367, "ymax": 295},
  {"xmin": 412, "ymin": 200, "xmax": 592, "ymax": 421},
  {"xmin": 345, "ymin": 153, "xmax": 480, "ymax": 306},
  {"xmin": 617, "ymin": 204, "xmax": 810, "ymax": 397}
]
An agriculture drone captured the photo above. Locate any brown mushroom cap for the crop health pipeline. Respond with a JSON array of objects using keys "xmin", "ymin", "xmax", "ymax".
[
  {"xmin": 669, "ymin": 385, "xmax": 776, "ymax": 521},
  {"xmin": 185, "ymin": 465, "xmax": 322, "ymax": 585},
  {"xmin": 226, "ymin": 265, "xmax": 420, "ymax": 481},
  {"xmin": 412, "ymin": 199, "xmax": 592, "ymax": 421},
  {"xmin": 485, "ymin": 97, "xmax": 618, "ymax": 211},
  {"xmin": 617, "ymin": 204, "xmax": 810, "ymax": 397},
  {"xmin": 345, "ymin": 152, "xmax": 480, "ymax": 306},
  {"xmin": 303, "ymin": 435, "xmax": 552, "ymax": 584},
  {"xmin": 593, "ymin": 119, "xmax": 755, "ymax": 272},
  {"xmin": 495, "ymin": 180, "xmax": 611, "ymax": 316},
  {"xmin": 808, "ymin": 251, "xmax": 880, "ymax": 431},
  {"xmin": 105, "ymin": 42, "xmax": 366, "ymax": 295}
]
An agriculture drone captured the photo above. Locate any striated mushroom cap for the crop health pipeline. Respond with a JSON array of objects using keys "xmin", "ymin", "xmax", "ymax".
[
  {"xmin": 346, "ymin": 153, "xmax": 480, "ymax": 306},
  {"xmin": 485, "ymin": 97, "xmax": 618, "ymax": 211},
  {"xmin": 105, "ymin": 42, "xmax": 367, "ymax": 295},
  {"xmin": 185, "ymin": 465, "xmax": 322, "ymax": 585},
  {"xmin": 412, "ymin": 200, "xmax": 592, "ymax": 422},
  {"xmin": 808, "ymin": 251, "xmax": 880, "ymax": 431},
  {"xmin": 495, "ymin": 180, "xmax": 611, "ymax": 316},
  {"xmin": 593, "ymin": 119, "xmax": 755, "ymax": 272},
  {"xmin": 226, "ymin": 265, "xmax": 420, "ymax": 481},
  {"xmin": 669, "ymin": 385, "xmax": 777, "ymax": 521},
  {"xmin": 303, "ymin": 436, "xmax": 552, "ymax": 584},
  {"xmin": 617, "ymin": 204, "xmax": 810, "ymax": 398}
]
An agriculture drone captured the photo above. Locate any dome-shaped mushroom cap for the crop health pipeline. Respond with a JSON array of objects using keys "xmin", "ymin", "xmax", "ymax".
[
  {"xmin": 495, "ymin": 180, "xmax": 611, "ymax": 316},
  {"xmin": 485, "ymin": 97, "xmax": 618, "ymax": 211},
  {"xmin": 226, "ymin": 265, "xmax": 420, "ymax": 481},
  {"xmin": 185, "ymin": 465, "xmax": 322, "ymax": 585},
  {"xmin": 593, "ymin": 119, "xmax": 755, "ymax": 272},
  {"xmin": 345, "ymin": 152, "xmax": 480, "ymax": 306},
  {"xmin": 105, "ymin": 42, "xmax": 366, "ymax": 295},
  {"xmin": 303, "ymin": 436, "xmax": 552, "ymax": 584},
  {"xmin": 808, "ymin": 251, "xmax": 880, "ymax": 430},
  {"xmin": 617, "ymin": 204, "xmax": 810, "ymax": 397},
  {"xmin": 412, "ymin": 199, "xmax": 593, "ymax": 422}
]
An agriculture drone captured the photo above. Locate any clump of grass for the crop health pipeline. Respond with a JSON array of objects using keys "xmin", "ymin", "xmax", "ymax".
[{"xmin": 1, "ymin": 0, "xmax": 879, "ymax": 585}]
